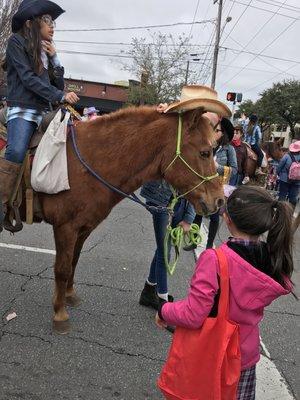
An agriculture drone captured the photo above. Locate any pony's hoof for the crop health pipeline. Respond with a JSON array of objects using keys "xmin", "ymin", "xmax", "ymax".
[
  {"xmin": 65, "ymin": 295, "xmax": 82, "ymax": 308},
  {"xmin": 53, "ymin": 320, "xmax": 71, "ymax": 335}
]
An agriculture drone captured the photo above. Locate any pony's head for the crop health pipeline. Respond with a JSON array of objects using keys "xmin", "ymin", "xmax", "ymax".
[{"xmin": 162, "ymin": 109, "xmax": 224, "ymax": 216}]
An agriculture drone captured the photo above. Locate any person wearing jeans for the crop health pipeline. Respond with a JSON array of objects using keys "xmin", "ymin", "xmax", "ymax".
[
  {"xmin": 243, "ymin": 114, "xmax": 264, "ymax": 174},
  {"xmin": 139, "ymin": 180, "xmax": 195, "ymax": 309},
  {"xmin": 184, "ymin": 118, "xmax": 237, "ymax": 251},
  {"xmin": 0, "ymin": 0, "xmax": 79, "ymax": 232},
  {"xmin": 277, "ymin": 141, "xmax": 300, "ymax": 207}
]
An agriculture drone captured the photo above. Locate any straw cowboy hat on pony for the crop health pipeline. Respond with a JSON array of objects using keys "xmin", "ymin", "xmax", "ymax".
[
  {"xmin": 164, "ymin": 85, "xmax": 231, "ymax": 117},
  {"xmin": 12, "ymin": 0, "xmax": 65, "ymax": 33}
]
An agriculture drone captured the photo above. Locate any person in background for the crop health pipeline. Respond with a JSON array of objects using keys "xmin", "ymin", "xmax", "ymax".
[
  {"xmin": 277, "ymin": 140, "xmax": 300, "ymax": 208},
  {"xmin": 86, "ymin": 106, "xmax": 99, "ymax": 121},
  {"xmin": 184, "ymin": 117, "xmax": 237, "ymax": 251},
  {"xmin": 229, "ymin": 124, "xmax": 249, "ymax": 186},
  {"xmin": 243, "ymin": 114, "xmax": 264, "ymax": 174},
  {"xmin": 0, "ymin": 0, "xmax": 79, "ymax": 231},
  {"xmin": 156, "ymin": 185, "xmax": 293, "ymax": 400},
  {"xmin": 139, "ymin": 180, "xmax": 195, "ymax": 308}
]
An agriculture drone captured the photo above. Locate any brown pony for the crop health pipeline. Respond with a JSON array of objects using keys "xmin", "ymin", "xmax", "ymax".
[{"xmin": 37, "ymin": 106, "xmax": 224, "ymax": 333}]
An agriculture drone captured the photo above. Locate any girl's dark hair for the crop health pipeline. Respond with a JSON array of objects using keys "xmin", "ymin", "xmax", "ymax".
[
  {"xmin": 19, "ymin": 18, "xmax": 43, "ymax": 75},
  {"xmin": 246, "ymin": 115, "xmax": 258, "ymax": 136},
  {"xmin": 227, "ymin": 186, "xmax": 294, "ymax": 288},
  {"xmin": 217, "ymin": 131, "xmax": 230, "ymax": 146}
]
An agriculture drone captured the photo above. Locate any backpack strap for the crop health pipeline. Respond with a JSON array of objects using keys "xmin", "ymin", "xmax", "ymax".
[{"xmin": 289, "ymin": 152, "xmax": 298, "ymax": 163}]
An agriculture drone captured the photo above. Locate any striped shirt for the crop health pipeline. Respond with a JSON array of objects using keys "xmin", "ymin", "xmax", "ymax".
[{"xmin": 6, "ymin": 52, "xmax": 62, "ymax": 125}]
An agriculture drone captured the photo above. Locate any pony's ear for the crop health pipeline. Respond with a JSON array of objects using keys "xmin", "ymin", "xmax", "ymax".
[{"xmin": 185, "ymin": 107, "xmax": 206, "ymax": 134}]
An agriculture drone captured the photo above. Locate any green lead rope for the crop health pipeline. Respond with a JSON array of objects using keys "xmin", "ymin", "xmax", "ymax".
[{"xmin": 164, "ymin": 221, "xmax": 203, "ymax": 276}]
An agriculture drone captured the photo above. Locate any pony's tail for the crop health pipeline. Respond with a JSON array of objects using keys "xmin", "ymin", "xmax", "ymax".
[{"xmin": 267, "ymin": 201, "xmax": 294, "ymax": 289}]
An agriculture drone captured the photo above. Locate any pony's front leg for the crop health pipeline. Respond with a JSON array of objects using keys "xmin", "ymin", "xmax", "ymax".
[
  {"xmin": 65, "ymin": 229, "xmax": 92, "ymax": 307},
  {"xmin": 52, "ymin": 224, "xmax": 77, "ymax": 334}
]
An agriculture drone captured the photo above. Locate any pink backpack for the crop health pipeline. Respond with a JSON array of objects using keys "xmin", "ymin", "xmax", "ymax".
[{"xmin": 288, "ymin": 153, "xmax": 300, "ymax": 181}]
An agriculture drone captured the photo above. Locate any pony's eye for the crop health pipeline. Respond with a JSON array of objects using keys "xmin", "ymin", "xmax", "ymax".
[{"xmin": 199, "ymin": 151, "xmax": 211, "ymax": 158}]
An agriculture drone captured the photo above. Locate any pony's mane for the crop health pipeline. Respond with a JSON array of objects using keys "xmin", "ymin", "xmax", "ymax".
[{"xmin": 92, "ymin": 105, "xmax": 158, "ymax": 125}]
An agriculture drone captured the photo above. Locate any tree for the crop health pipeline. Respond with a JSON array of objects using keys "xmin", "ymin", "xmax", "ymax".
[
  {"xmin": 123, "ymin": 33, "xmax": 197, "ymax": 105},
  {"xmin": 259, "ymin": 80, "xmax": 300, "ymax": 139},
  {"xmin": 0, "ymin": 1, "xmax": 21, "ymax": 86}
]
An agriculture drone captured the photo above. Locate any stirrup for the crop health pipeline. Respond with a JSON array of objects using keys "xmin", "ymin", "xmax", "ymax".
[{"xmin": 3, "ymin": 205, "xmax": 23, "ymax": 233}]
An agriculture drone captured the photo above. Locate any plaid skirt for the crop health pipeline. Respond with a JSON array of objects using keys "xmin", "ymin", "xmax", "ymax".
[{"xmin": 237, "ymin": 365, "xmax": 256, "ymax": 400}]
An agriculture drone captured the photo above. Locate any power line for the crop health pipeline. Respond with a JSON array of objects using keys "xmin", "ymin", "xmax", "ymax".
[
  {"xmin": 219, "ymin": 16, "xmax": 298, "ymax": 87},
  {"xmin": 220, "ymin": 0, "xmax": 290, "ymax": 76},
  {"xmin": 221, "ymin": 0, "xmax": 253, "ymax": 46},
  {"xmin": 55, "ymin": 39, "xmax": 214, "ymax": 48},
  {"xmin": 254, "ymin": 0, "xmax": 300, "ymax": 13},
  {"xmin": 228, "ymin": 0, "xmax": 299, "ymax": 19},
  {"xmin": 188, "ymin": 0, "xmax": 201, "ymax": 40},
  {"xmin": 220, "ymin": 45, "xmax": 300, "ymax": 64},
  {"xmin": 55, "ymin": 20, "xmax": 215, "ymax": 33},
  {"xmin": 243, "ymin": 62, "xmax": 298, "ymax": 93},
  {"xmin": 57, "ymin": 49, "xmax": 213, "ymax": 63}
]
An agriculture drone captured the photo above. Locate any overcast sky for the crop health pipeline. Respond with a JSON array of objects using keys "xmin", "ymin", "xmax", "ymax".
[{"xmin": 53, "ymin": 0, "xmax": 300, "ymax": 105}]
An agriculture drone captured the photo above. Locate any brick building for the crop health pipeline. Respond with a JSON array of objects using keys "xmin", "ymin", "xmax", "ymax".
[{"xmin": 0, "ymin": 77, "xmax": 131, "ymax": 114}]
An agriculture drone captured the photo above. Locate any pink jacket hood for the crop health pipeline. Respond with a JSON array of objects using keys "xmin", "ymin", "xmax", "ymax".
[{"xmin": 161, "ymin": 243, "xmax": 291, "ymax": 370}]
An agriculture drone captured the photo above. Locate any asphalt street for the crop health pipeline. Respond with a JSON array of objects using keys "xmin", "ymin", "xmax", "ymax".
[{"xmin": 0, "ymin": 198, "xmax": 299, "ymax": 400}]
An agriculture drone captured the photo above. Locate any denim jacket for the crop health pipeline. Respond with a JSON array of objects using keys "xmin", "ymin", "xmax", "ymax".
[
  {"xmin": 140, "ymin": 180, "xmax": 196, "ymax": 224},
  {"xmin": 6, "ymin": 33, "xmax": 64, "ymax": 111},
  {"xmin": 244, "ymin": 125, "xmax": 262, "ymax": 146},
  {"xmin": 277, "ymin": 152, "xmax": 300, "ymax": 185},
  {"xmin": 215, "ymin": 144, "xmax": 238, "ymax": 176}
]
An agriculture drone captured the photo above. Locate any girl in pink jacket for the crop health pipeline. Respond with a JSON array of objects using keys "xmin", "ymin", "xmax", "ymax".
[{"xmin": 156, "ymin": 185, "xmax": 293, "ymax": 400}]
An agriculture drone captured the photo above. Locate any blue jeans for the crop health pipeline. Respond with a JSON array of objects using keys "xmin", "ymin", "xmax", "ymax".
[
  {"xmin": 278, "ymin": 180, "xmax": 299, "ymax": 206},
  {"xmin": 147, "ymin": 202, "xmax": 182, "ymax": 294},
  {"xmin": 5, "ymin": 118, "xmax": 37, "ymax": 163},
  {"xmin": 229, "ymin": 171, "xmax": 244, "ymax": 186}
]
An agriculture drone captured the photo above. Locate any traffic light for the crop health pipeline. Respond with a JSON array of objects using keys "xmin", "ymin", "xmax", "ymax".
[
  {"xmin": 236, "ymin": 93, "xmax": 243, "ymax": 103},
  {"xmin": 226, "ymin": 92, "xmax": 236, "ymax": 102}
]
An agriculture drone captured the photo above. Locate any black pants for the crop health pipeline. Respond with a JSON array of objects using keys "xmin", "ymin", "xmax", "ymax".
[
  {"xmin": 251, "ymin": 143, "xmax": 264, "ymax": 167},
  {"xmin": 194, "ymin": 212, "xmax": 220, "ymax": 249}
]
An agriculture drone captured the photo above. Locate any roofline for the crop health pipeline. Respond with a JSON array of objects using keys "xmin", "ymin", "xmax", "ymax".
[{"xmin": 64, "ymin": 78, "xmax": 129, "ymax": 89}]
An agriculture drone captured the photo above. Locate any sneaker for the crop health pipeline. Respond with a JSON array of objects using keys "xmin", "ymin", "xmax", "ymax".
[{"xmin": 242, "ymin": 176, "xmax": 250, "ymax": 185}]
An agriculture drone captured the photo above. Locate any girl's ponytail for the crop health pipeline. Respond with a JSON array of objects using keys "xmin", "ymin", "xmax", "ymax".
[
  {"xmin": 267, "ymin": 201, "xmax": 294, "ymax": 287},
  {"xmin": 227, "ymin": 186, "xmax": 294, "ymax": 289}
]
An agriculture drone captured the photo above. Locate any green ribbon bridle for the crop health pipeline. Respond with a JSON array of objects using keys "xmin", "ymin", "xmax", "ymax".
[
  {"xmin": 163, "ymin": 112, "xmax": 219, "ymax": 275},
  {"xmin": 164, "ymin": 112, "xmax": 219, "ymax": 201}
]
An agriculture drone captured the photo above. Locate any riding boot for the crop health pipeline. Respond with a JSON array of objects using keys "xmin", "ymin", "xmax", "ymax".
[
  {"xmin": 139, "ymin": 282, "xmax": 173, "ymax": 310},
  {"xmin": 0, "ymin": 158, "xmax": 22, "ymax": 231},
  {"xmin": 139, "ymin": 282, "xmax": 159, "ymax": 309}
]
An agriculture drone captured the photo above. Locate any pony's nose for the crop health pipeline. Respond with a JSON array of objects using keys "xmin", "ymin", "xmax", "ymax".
[{"xmin": 216, "ymin": 198, "xmax": 225, "ymax": 208}]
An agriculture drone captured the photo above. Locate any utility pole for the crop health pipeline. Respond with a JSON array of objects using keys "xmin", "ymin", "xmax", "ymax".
[
  {"xmin": 211, "ymin": 0, "xmax": 223, "ymax": 89},
  {"xmin": 185, "ymin": 61, "xmax": 190, "ymax": 85}
]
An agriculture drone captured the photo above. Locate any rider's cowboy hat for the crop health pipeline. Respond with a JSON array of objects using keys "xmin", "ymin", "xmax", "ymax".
[
  {"xmin": 164, "ymin": 85, "xmax": 231, "ymax": 117},
  {"xmin": 289, "ymin": 140, "xmax": 300, "ymax": 153},
  {"xmin": 12, "ymin": 0, "xmax": 65, "ymax": 33}
]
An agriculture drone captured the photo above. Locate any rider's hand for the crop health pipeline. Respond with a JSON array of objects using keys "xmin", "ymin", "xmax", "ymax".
[
  {"xmin": 155, "ymin": 313, "xmax": 167, "ymax": 329},
  {"xmin": 156, "ymin": 103, "xmax": 168, "ymax": 113},
  {"xmin": 178, "ymin": 220, "xmax": 191, "ymax": 234},
  {"xmin": 42, "ymin": 40, "xmax": 56, "ymax": 57},
  {"xmin": 64, "ymin": 92, "xmax": 80, "ymax": 104}
]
